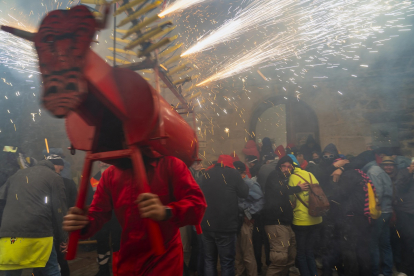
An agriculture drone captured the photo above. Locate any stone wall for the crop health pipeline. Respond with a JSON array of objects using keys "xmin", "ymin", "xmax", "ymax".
[{"xmin": 196, "ymin": 67, "xmax": 414, "ymax": 164}]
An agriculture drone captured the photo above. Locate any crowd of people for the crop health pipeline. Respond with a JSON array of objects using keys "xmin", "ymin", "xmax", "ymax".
[
  {"xmin": 0, "ymin": 136, "xmax": 413, "ymax": 276},
  {"xmin": 184, "ymin": 136, "xmax": 414, "ymax": 276}
]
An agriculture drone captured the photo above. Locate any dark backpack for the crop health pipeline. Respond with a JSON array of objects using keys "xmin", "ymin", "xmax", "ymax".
[{"xmin": 294, "ymin": 173, "xmax": 330, "ymax": 217}]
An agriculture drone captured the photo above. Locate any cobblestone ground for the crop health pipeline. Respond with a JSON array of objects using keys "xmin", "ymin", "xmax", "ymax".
[{"xmin": 1, "ymin": 250, "xmax": 401, "ymax": 276}]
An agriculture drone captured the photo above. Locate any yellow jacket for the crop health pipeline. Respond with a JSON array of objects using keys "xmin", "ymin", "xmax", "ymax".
[
  {"xmin": 289, "ymin": 167, "xmax": 323, "ymax": 226},
  {"xmin": 0, "ymin": 237, "xmax": 53, "ymax": 270}
]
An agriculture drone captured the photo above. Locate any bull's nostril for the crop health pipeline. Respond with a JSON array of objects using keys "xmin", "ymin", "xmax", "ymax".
[
  {"xmin": 47, "ymin": 86, "xmax": 58, "ymax": 95},
  {"xmin": 65, "ymin": 83, "xmax": 77, "ymax": 91}
]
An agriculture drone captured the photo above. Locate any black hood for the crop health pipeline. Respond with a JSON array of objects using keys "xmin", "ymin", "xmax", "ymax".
[
  {"xmin": 262, "ymin": 137, "xmax": 272, "ymax": 148},
  {"xmin": 306, "ymin": 135, "xmax": 317, "ymax": 145},
  {"xmin": 261, "ymin": 137, "xmax": 274, "ymax": 160},
  {"xmin": 349, "ymin": 150, "xmax": 376, "ymax": 170},
  {"xmin": 323, "ymin": 143, "xmax": 339, "ymax": 158}
]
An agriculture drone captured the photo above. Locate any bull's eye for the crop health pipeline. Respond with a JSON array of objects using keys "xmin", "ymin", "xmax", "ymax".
[{"xmin": 43, "ymin": 34, "xmax": 55, "ymax": 43}]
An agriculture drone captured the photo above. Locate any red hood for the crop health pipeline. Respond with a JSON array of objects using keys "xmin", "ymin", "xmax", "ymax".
[
  {"xmin": 242, "ymin": 140, "xmax": 260, "ymax": 159},
  {"xmin": 286, "ymin": 143, "xmax": 296, "ymax": 150},
  {"xmin": 217, "ymin": 155, "xmax": 235, "ymax": 168},
  {"xmin": 274, "ymin": 145, "xmax": 286, "ymax": 159},
  {"xmin": 230, "ymin": 152, "xmax": 240, "ymax": 162}
]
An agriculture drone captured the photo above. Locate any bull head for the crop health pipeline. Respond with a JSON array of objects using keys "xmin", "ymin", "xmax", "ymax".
[{"xmin": 1, "ymin": 5, "xmax": 109, "ymax": 118}]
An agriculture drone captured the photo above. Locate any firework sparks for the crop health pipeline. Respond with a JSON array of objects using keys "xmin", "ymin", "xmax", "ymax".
[
  {"xmin": 0, "ymin": 18, "xmax": 38, "ymax": 75},
  {"xmin": 182, "ymin": 0, "xmax": 303, "ymax": 57},
  {"xmin": 197, "ymin": 0, "xmax": 413, "ymax": 86},
  {"xmin": 159, "ymin": 0, "xmax": 207, "ymax": 17}
]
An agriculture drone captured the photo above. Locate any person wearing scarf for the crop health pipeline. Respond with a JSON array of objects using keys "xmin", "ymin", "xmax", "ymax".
[{"xmin": 330, "ymin": 167, "xmax": 374, "ymax": 275}]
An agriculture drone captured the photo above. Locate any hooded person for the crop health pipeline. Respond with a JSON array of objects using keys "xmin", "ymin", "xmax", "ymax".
[
  {"xmin": 307, "ymin": 143, "xmax": 342, "ymax": 197},
  {"xmin": 0, "ymin": 159, "xmax": 67, "ymax": 275},
  {"xmin": 233, "ymin": 161, "xmax": 264, "ymax": 276},
  {"xmin": 63, "ymin": 153, "xmax": 207, "ymax": 276},
  {"xmin": 300, "ymin": 135, "xmax": 322, "ymax": 162},
  {"xmin": 200, "ymin": 155, "xmax": 248, "ymax": 276},
  {"xmin": 329, "ymin": 162, "xmax": 374, "ymax": 276},
  {"xmin": 260, "ymin": 137, "xmax": 274, "ymax": 162},
  {"xmin": 242, "ymin": 140, "xmax": 260, "ymax": 160},
  {"xmin": 305, "ymin": 144, "xmax": 350, "ymax": 276},
  {"xmin": 263, "ymin": 156, "xmax": 309, "ymax": 276}
]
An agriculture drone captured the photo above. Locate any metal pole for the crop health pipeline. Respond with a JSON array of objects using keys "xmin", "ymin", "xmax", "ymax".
[{"xmin": 154, "ymin": 50, "xmax": 161, "ymax": 92}]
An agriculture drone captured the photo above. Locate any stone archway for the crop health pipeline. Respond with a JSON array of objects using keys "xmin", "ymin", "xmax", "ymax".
[{"xmin": 249, "ymin": 96, "xmax": 320, "ymax": 147}]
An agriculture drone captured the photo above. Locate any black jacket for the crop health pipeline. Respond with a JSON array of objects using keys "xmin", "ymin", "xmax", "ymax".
[
  {"xmin": 307, "ymin": 143, "xmax": 340, "ymax": 198},
  {"xmin": 300, "ymin": 135, "xmax": 321, "ymax": 161},
  {"xmin": 394, "ymin": 168, "xmax": 414, "ymax": 214},
  {"xmin": 250, "ymin": 162, "xmax": 262, "ymax": 178},
  {"xmin": 263, "ymin": 168, "xmax": 301, "ymax": 226},
  {"xmin": 331, "ymin": 170, "xmax": 366, "ymax": 218},
  {"xmin": 257, "ymin": 160, "xmax": 278, "ymax": 191},
  {"xmin": 63, "ymin": 177, "xmax": 78, "ymax": 208},
  {"xmin": 307, "ymin": 162, "xmax": 338, "ymax": 197},
  {"xmin": 0, "ymin": 160, "xmax": 67, "ymax": 243},
  {"xmin": 201, "ymin": 165, "xmax": 248, "ymax": 232}
]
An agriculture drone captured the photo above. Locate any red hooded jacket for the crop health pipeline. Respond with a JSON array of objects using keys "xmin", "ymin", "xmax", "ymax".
[
  {"xmin": 217, "ymin": 154, "xmax": 235, "ymax": 168},
  {"xmin": 274, "ymin": 145, "xmax": 286, "ymax": 159},
  {"xmin": 81, "ymin": 156, "xmax": 206, "ymax": 276},
  {"xmin": 242, "ymin": 140, "xmax": 260, "ymax": 160}
]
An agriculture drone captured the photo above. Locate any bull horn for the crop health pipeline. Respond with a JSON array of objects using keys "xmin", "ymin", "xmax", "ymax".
[{"xmin": 1, "ymin": 26, "xmax": 36, "ymax": 42}]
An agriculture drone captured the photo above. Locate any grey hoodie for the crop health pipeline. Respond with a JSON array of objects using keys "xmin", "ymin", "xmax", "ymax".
[
  {"xmin": 362, "ymin": 161, "xmax": 393, "ymax": 213},
  {"xmin": 0, "ymin": 160, "xmax": 67, "ymax": 243}
]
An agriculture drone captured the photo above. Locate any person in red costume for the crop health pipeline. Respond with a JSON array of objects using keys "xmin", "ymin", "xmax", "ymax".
[{"xmin": 62, "ymin": 155, "xmax": 207, "ymax": 276}]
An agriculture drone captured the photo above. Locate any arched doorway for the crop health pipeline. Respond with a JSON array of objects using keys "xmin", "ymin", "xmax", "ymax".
[{"xmin": 249, "ymin": 96, "xmax": 319, "ymax": 148}]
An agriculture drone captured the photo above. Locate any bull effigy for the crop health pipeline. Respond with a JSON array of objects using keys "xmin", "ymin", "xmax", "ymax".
[{"xmin": 1, "ymin": 4, "xmax": 199, "ymax": 260}]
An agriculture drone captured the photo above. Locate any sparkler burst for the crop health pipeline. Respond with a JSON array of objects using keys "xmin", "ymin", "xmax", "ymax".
[
  {"xmin": 159, "ymin": 0, "xmax": 207, "ymax": 17},
  {"xmin": 0, "ymin": 18, "xmax": 38, "ymax": 75},
  {"xmin": 182, "ymin": 0, "xmax": 301, "ymax": 57},
  {"xmin": 197, "ymin": 0, "xmax": 413, "ymax": 86}
]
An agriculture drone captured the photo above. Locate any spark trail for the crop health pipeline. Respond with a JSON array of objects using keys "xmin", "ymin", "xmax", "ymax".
[
  {"xmin": 182, "ymin": 0, "xmax": 304, "ymax": 57},
  {"xmin": 0, "ymin": 18, "xmax": 38, "ymax": 74},
  {"xmin": 159, "ymin": 0, "xmax": 207, "ymax": 17},
  {"xmin": 197, "ymin": 0, "xmax": 413, "ymax": 86}
]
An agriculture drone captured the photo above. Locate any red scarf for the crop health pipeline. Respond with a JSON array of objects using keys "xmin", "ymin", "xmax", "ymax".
[{"xmin": 356, "ymin": 169, "xmax": 377, "ymax": 219}]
